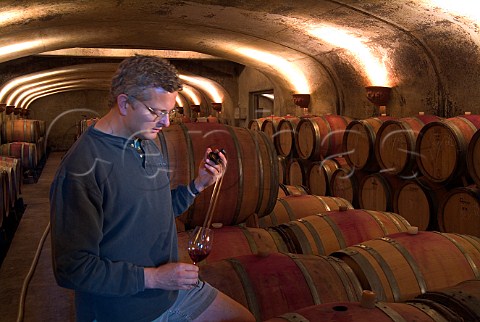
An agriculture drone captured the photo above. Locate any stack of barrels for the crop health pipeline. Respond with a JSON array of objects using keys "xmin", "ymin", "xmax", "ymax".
[
  {"xmin": 0, "ymin": 119, "xmax": 46, "ymax": 176},
  {"xmin": 156, "ymin": 121, "xmax": 480, "ymax": 321},
  {"xmin": 0, "ymin": 119, "xmax": 44, "ymax": 248},
  {"xmin": 197, "ymin": 231, "xmax": 480, "ymax": 322},
  {"xmin": 249, "ymin": 112, "xmax": 480, "ymax": 237}
]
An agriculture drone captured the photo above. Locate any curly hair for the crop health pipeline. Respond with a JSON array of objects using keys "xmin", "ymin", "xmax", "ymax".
[{"xmin": 108, "ymin": 55, "xmax": 183, "ymax": 107}]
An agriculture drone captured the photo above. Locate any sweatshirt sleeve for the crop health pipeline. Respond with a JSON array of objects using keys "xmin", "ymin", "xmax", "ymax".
[
  {"xmin": 49, "ymin": 174, "xmax": 145, "ymax": 297},
  {"xmin": 170, "ymin": 184, "xmax": 195, "ymax": 216}
]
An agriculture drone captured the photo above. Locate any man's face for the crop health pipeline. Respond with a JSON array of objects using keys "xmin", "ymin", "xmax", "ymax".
[{"xmin": 126, "ymin": 87, "xmax": 178, "ymax": 140}]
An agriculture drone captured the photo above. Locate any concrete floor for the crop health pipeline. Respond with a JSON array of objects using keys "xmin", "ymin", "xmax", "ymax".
[{"xmin": 0, "ymin": 152, "xmax": 75, "ymax": 322}]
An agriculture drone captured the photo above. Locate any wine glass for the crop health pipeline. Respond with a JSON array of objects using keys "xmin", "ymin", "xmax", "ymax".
[{"xmin": 187, "ymin": 226, "xmax": 213, "ymax": 265}]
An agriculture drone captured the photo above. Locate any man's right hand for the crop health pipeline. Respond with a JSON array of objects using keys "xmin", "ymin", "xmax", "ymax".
[{"xmin": 144, "ymin": 262, "xmax": 199, "ymax": 290}]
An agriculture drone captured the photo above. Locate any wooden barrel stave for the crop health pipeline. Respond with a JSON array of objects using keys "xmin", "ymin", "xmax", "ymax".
[
  {"xmin": 438, "ymin": 185, "xmax": 480, "ymax": 237},
  {"xmin": 264, "ymin": 300, "xmax": 462, "ymax": 322},
  {"xmin": 258, "ymin": 194, "xmax": 353, "ymax": 228},
  {"xmin": 307, "ymin": 157, "xmax": 349, "ymax": 196},
  {"xmin": 332, "ymin": 231, "xmax": 480, "ymax": 302},
  {"xmin": 177, "ymin": 225, "xmax": 288, "ymax": 265},
  {"xmin": 343, "ymin": 116, "xmax": 395, "ymax": 171},
  {"xmin": 274, "ymin": 117, "xmax": 301, "ymax": 157},
  {"xmin": 359, "ymin": 172, "xmax": 404, "ymax": 212},
  {"xmin": 2, "ymin": 119, "xmax": 40, "ymax": 144},
  {"xmin": 393, "ymin": 177, "xmax": 449, "ymax": 231},
  {"xmin": 286, "ymin": 158, "xmax": 310, "ymax": 186},
  {"xmin": 157, "ymin": 123, "xmax": 278, "ymax": 228},
  {"xmin": 375, "ymin": 115, "xmax": 441, "ymax": 176},
  {"xmin": 199, "ymin": 252, "xmax": 363, "ymax": 321},
  {"xmin": 416, "ymin": 279, "xmax": 480, "ymax": 321},
  {"xmin": 273, "ymin": 209, "xmax": 411, "ymax": 256},
  {"xmin": 416, "ymin": 115, "xmax": 480, "ymax": 184},
  {"xmin": 330, "ymin": 168, "xmax": 368, "ymax": 208},
  {"xmin": 0, "ymin": 142, "xmax": 38, "ymax": 170},
  {"xmin": 277, "ymin": 183, "xmax": 310, "ymax": 198},
  {"xmin": 295, "ymin": 115, "xmax": 353, "ymax": 161},
  {"xmin": 467, "ymin": 128, "xmax": 480, "ymax": 186}
]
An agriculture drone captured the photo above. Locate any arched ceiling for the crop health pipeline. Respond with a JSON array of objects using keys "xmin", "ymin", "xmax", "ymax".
[{"xmin": 0, "ymin": 0, "xmax": 479, "ymax": 117}]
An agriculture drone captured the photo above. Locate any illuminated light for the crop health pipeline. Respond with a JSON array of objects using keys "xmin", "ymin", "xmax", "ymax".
[
  {"xmin": 180, "ymin": 74, "xmax": 223, "ymax": 103},
  {"xmin": 425, "ymin": 0, "xmax": 480, "ymax": 22},
  {"xmin": 14, "ymin": 79, "xmax": 107, "ymax": 106},
  {"xmin": 0, "ymin": 70, "xmax": 69, "ymax": 101},
  {"xmin": 236, "ymin": 47, "xmax": 310, "ymax": 93},
  {"xmin": 7, "ymin": 77, "xmax": 72, "ymax": 105},
  {"xmin": 0, "ymin": 64, "xmax": 117, "ymax": 101},
  {"xmin": 308, "ymin": 26, "xmax": 390, "ymax": 87},
  {"xmin": 16, "ymin": 80, "xmax": 109, "ymax": 107},
  {"xmin": 23, "ymin": 84, "xmax": 109, "ymax": 109},
  {"xmin": 175, "ymin": 96, "xmax": 183, "ymax": 107},
  {"xmin": 181, "ymin": 85, "xmax": 201, "ymax": 105},
  {"xmin": 0, "ymin": 39, "xmax": 45, "ymax": 58}
]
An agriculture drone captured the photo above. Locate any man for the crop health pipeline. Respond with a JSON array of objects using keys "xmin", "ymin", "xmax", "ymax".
[{"xmin": 50, "ymin": 55, "xmax": 255, "ymax": 322}]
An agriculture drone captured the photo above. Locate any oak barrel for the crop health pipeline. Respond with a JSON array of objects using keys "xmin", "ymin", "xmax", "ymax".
[
  {"xmin": 199, "ymin": 252, "xmax": 362, "ymax": 321},
  {"xmin": 359, "ymin": 172, "xmax": 404, "ymax": 212},
  {"xmin": 295, "ymin": 115, "xmax": 353, "ymax": 160},
  {"xmin": 274, "ymin": 116, "xmax": 300, "ymax": 157},
  {"xmin": 393, "ymin": 177, "xmax": 449, "ymax": 231},
  {"xmin": 285, "ymin": 158, "xmax": 310, "ymax": 186},
  {"xmin": 332, "ymin": 231, "xmax": 480, "ymax": 302},
  {"xmin": 277, "ymin": 183, "xmax": 309, "ymax": 198},
  {"xmin": 2, "ymin": 119, "xmax": 40, "ymax": 144},
  {"xmin": 258, "ymin": 194, "xmax": 353, "ymax": 228},
  {"xmin": 343, "ymin": 116, "xmax": 395, "ymax": 171},
  {"xmin": 416, "ymin": 279, "xmax": 480, "ymax": 321},
  {"xmin": 330, "ymin": 168, "xmax": 368, "ymax": 208},
  {"xmin": 273, "ymin": 209, "xmax": 411, "ymax": 255},
  {"xmin": 264, "ymin": 300, "xmax": 462, "ymax": 322},
  {"xmin": 466, "ymin": 128, "xmax": 480, "ymax": 186},
  {"xmin": 277, "ymin": 156, "xmax": 287, "ymax": 184},
  {"xmin": 0, "ymin": 156, "xmax": 22, "ymax": 199},
  {"xmin": 0, "ymin": 142, "xmax": 38, "ymax": 170},
  {"xmin": 438, "ymin": 185, "xmax": 480, "ymax": 237},
  {"xmin": 416, "ymin": 114, "xmax": 480, "ymax": 183},
  {"xmin": 157, "ymin": 123, "xmax": 278, "ymax": 228},
  {"xmin": 375, "ymin": 115, "xmax": 441, "ymax": 176},
  {"xmin": 0, "ymin": 171, "xmax": 8, "ymax": 224},
  {"xmin": 261, "ymin": 115, "xmax": 284, "ymax": 142},
  {"xmin": 177, "ymin": 225, "xmax": 288, "ymax": 265},
  {"xmin": 247, "ymin": 118, "xmax": 265, "ymax": 131},
  {"xmin": 307, "ymin": 157, "xmax": 348, "ymax": 196}
]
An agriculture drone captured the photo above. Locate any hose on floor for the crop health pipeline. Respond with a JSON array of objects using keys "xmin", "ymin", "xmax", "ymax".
[{"xmin": 16, "ymin": 222, "xmax": 51, "ymax": 322}]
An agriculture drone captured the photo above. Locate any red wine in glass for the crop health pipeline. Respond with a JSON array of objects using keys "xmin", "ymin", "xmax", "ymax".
[{"xmin": 187, "ymin": 226, "xmax": 213, "ymax": 265}]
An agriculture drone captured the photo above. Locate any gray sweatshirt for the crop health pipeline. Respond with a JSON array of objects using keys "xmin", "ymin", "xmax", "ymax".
[{"xmin": 50, "ymin": 125, "xmax": 195, "ymax": 322}]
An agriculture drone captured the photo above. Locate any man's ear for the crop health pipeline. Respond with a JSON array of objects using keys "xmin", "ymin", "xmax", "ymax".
[{"xmin": 117, "ymin": 94, "xmax": 129, "ymax": 116}]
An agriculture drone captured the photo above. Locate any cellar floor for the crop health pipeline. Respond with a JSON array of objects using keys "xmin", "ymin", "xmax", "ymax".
[{"xmin": 0, "ymin": 152, "xmax": 75, "ymax": 322}]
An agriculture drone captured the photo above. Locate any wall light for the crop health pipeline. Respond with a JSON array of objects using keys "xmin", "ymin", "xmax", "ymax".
[
  {"xmin": 6, "ymin": 105, "xmax": 15, "ymax": 115},
  {"xmin": 236, "ymin": 47, "xmax": 310, "ymax": 93},
  {"xmin": 211, "ymin": 102, "xmax": 222, "ymax": 112},
  {"xmin": 365, "ymin": 86, "xmax": 391, "ymax": 115},
  {"xmin": 308, "ymin": 25, "xmax": 391, "ymax": 87},
  {"xmin": 293, "ymin": 93, "xmax": 311, "ymax": 115}
]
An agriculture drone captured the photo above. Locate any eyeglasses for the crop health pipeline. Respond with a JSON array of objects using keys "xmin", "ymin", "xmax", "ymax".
[{"xmin": 128, "ymin": 95, "xmax": 176, "ymax": 120}]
